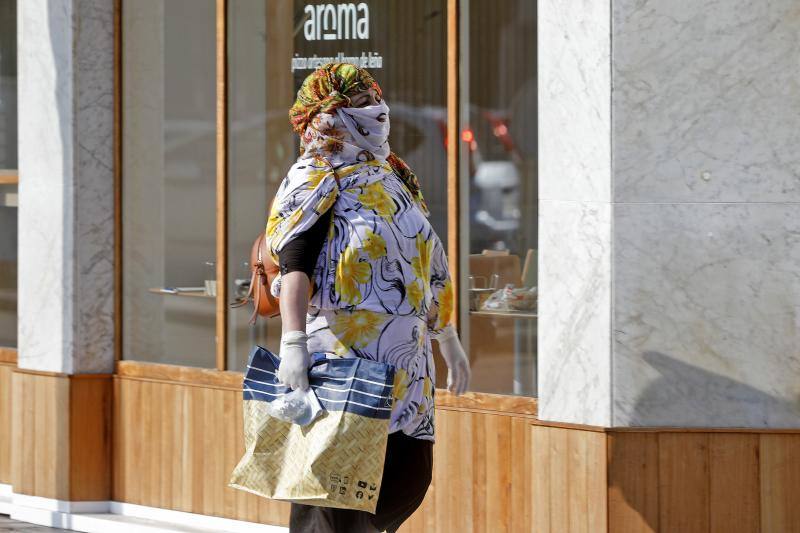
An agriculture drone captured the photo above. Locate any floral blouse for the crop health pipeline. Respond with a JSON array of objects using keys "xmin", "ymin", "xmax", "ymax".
[
  {"xmin": 265, "ymin": 97, "xmax": 454, "ymax": 439},
  {"xmin": 266, "ymin": 156, "xmax": 454, "ymax": 338}
]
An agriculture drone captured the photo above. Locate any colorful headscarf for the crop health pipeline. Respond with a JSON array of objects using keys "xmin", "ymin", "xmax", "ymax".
[{"xmin": 289, "ymin": 63, "xmax": 429, "ymax": 215}]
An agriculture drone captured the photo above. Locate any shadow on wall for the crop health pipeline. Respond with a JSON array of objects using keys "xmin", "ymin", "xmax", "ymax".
[{"xmin": 628, "ymin": 351, "xmax": 800, "ymax": 427}]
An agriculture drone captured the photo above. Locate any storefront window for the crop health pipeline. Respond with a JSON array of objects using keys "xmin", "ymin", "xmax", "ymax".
[
  {"xmin": 122, "ymin": 0, "xmax": 218, "ymax": 367},
  {"xmin": 119, "ymin": 0, "xmax": 538, "ymax": 389},
  {"xmin": 0, "ymin": 0, "xmax": 17, "ymax": 348},
  {"xmin": 225, "ymin": 0, "xmax": 447, "ymax": 371},
  {"xmin": 459, "ymin": 0, "xmax": 537, "ymax": 395}
]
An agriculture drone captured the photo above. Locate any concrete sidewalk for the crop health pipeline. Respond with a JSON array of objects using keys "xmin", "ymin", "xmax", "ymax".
[{"xmin": 0, "ymin": 515, "xmax": 70, "ymax": 532}]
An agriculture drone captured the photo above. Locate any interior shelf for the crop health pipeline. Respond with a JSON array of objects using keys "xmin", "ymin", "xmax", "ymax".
[{"xmin": 148, "ymin": 287, "xmax": 214, "ymax": 299}]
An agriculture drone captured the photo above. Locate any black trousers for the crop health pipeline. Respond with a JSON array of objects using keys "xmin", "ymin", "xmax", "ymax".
[{"xmin": 289, "ymin": 431, "xmax": 433, "ymax": 533}]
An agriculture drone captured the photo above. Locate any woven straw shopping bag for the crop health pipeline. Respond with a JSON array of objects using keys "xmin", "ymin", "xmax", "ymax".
[{"xmin": 229, "ymin": 345, "xmax": 395, "ymax": 513}]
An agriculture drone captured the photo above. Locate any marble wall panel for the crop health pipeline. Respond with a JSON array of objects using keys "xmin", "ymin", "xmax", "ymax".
[
  {"xmin": 538, "ymin": 0, "xmax": 611, "ymax": 203},
  {"xmin": 17, "ymin": 0, "xmax": 115, "ymax": 374},
  {"xmin": 538, "ymin": 199, "xmax": 612, "ymax": 427},
  {"xmin": 613, "ymin": 202, "xmax": 800, "ymax": 427},
  {"xmin": 17, "ymin": 0, "xmax": 75, "ymax": 373},
  {"xmin": 72, "ymin": 0, "xmax": 115, "ymax": 374},
  {"xmin": 612, "ymin": 0, "xmax": 800, "ymax": 203}
]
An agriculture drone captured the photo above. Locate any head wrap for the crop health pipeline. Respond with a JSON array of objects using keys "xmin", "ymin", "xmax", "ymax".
[{"xmin": 289, "ymin": 63, "xmax": 429, "ymax": 216}]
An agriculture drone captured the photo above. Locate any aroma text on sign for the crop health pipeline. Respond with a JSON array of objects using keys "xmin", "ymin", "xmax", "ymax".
[{"xmin": 304, "ymin": 3, "xmax": 369, "ymax": 41}]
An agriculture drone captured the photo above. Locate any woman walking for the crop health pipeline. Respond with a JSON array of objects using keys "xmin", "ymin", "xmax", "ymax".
[{"xmin": 266, "ymin": 63, "xmax": 470, "ymax": 533}]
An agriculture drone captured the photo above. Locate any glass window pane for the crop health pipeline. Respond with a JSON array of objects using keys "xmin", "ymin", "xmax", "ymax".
[
  {"xmin": 0, "ymin": 0, "xmax": 17, "ymax": 348},
  {"xmin": 0, "ymin": 185, "xmax": 16, "ymax": 348},
  {"xmin": 460, "ymin": 0, "xmax": 537, "ymax": 395},
  {"xmin": 226, "ymin": 0, "xmax": 447, "ymax": 371},
  {"xmin": 226, "ymin": 1, "xmax": 292, "ymax": 370},
  {"xmin": 122, "ymin": 0, "xmax": 217, "ymax": 367},
  {"xmin": 0, "ymin": 0, "xmax": 16, "ymax": 170}
]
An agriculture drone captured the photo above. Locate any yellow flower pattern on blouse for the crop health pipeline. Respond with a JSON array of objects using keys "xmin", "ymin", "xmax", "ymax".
[
  {"xmin": 407, "ymin": 280, "xmax": 424, "ymax": 312},
  {"xmin": 338, "ymin": 160, "xmax": 391, "ymax": 180},
  {"xmin": 393, "ymin": 367, "xmax": 409, "ymax": 402},
  {"xmin": 266, "ymin": 208, "xmax": 305, "ymax": 263},
  {"xmin": 329, "ymin": 309, "xmax": 386, "ymax": 351},
  {"xmin": 361, "ymin": 230, "xmax": 387, "ymax": 260},
  {"xmin": 264, "ymin": 157, "xmax": 339, "ymax": 261},
  {"xmin": 329, "ymin": 337, "xmax": 349, "ymax": 357},
  {"xmin": 436, "ymin": 279, "xmax": 455, "ymax": 331},
  {"xmin": 411, "ymin": 232, "xmax": 434, "ymax": 283},
  {"xmin": 306, "ymin": 165, "xmax": 331, "ymax": 189},
  {"xmin": 335, "ymin": 245, "xmax": 371, "ymax": 305},
  {"xmin": 417, "ymin": 377, "xmax": 433, "ymax": 413},
  {"xmin": 357, "ymin": 181, "xmax": 396, "ymax": 220}
]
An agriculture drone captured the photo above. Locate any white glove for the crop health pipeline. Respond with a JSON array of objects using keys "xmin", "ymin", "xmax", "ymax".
[
  {"xmin": 435, "ymin": 325, "xmax": 471, "ymax": 395},
  {"xmin": 277, "ymin": 330, "xmax": 311, "ymax": 391}
]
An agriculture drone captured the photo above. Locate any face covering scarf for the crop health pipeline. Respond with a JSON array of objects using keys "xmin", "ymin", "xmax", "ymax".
[
  {"xmin": 288, "ymin": 63, "xmax": 427, "ymax": 215},
  {"xmin": 299, "ymin": 100, "xmax": 390, "ymax": 167},
  {"xmin": 337, "ymin": 101, "xmax": 391, "ymax": 160}
]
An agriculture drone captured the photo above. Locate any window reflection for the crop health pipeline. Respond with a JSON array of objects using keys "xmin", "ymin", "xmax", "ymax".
[
  {"xmin": 0, "ymin": 0, "xmax": 15, "ymax": 171},
  {"xmin": 0, "ymin": 0, "xmax": 17, "ymax": 348},
  {"xmin": 122, "ymin": 0, "xmax": 217, "ymax": 367},
  {"xmin": 226, "ymin": 0, "xmax": 295, "ymax": 370},
  {"xmin": 0, "ymin": 185, "xmax": 16, "ymax": 348},
  {"xmin": 460, "ymin": 0, "xmax": 537, "ymax": 396}
]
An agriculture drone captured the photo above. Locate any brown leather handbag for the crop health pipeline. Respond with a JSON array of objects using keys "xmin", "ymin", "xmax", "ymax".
[
  {"xmin": 234, "ymin": 161, "xmax": 336, "ymax": 324},
  {"xmin": 230, "ymin": 232, "xmax": 281, "ymax": 324},
  {"xmin": 230, "ymin": 225, "xmax": 281, "ymax": 324}
]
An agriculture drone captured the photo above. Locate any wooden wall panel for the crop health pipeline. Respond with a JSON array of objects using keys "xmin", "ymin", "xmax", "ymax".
[
  {"xmin": 111, "ymin": 376, "xmax": 800, "ymax": 532},
  {"xmin": 10, "ymin": 370, "xmax": 111, "ymax": 500},
  {"xmin": 112, "ymin": 376, "xmax": 291, "ymax": 526},
  {"xmin": 607, "ymin": 432, "xmax": 659, "ymax": 533},
  {"xmin": 530, "ymin": 425, "xmax": 607, "ymax": 533},
  {"xmin": 531, "ymin": 421, "xmax": 553, "ymax": 532},
  {"xmin": 433, "ymin": 409, "xmax": 472, "ymax": 532},
  {"xmin": 708, "ymin": 434, "xmax": 760, "ymax": 533},
  {"xmin": 401, "ymin": 409, "xmax": 533, "ymax": 533},
  {"xmin": 0, "ymin": 363, "xmax": 13, "ymax": 484},
  {"xmin": 760, "ymin": 434, "xmax": 800, "ymax": 533},
  {"xmin": 11, "ymin": 371, "xmax": 70, "ymax": 499},
  {"xmin": 402, "ymin": 415, "xmax": 605, "ymax": 533},
  {"xmin": 608, "ymin": 431, "xmax": 800, "ymax": 533},
  {"xmin": 114, "ymin": 380, "xmax": 540, "ymax": 532},
  {"xmin": 658, "ymin": 433, "xmax": 710, "ymax": 533},
  {"xmin": 69, "ymin": 375, "xmax": 112, "ymax": 501},
  {"xmin": 509, "ymin": 416, "xmax": 533, "ymax": 531}
]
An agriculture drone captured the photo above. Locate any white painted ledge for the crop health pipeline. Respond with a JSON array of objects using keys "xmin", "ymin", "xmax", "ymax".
[
  {"xmin": 11, "ymin": 493, "xmax": 110, "ymax": 514},
  {"xmin": 1, "ymin": 489, "xmax": 288, "ymax": 533},
  {"xmin": 0, "ymin": 483, "xmax": 12, "ymax": 515}
]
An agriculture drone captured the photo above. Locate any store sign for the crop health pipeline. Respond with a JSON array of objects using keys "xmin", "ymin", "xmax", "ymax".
[
  {"xmin": 303, "ymin": 3, "xmax": 369, "ymax": 41},
  {"xmin": 292, "ymin": 1, "xmax": 383, "ymax": 73}
]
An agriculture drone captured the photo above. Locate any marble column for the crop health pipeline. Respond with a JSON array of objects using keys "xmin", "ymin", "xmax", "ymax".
[
  {"xmin": 538, "ymin": 0, "xmax": 800, "ymax": 428},
  {"xmin": 17, "ymin": 0, "xmax": 115, "ymax": 374},
  {"xmin": 537, "ymin": 0, "xmax": 613, "ymax": 427}
]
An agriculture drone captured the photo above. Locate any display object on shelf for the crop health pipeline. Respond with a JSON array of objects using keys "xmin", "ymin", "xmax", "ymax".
[{"xmin": 481, "ymin": 284, "xmax": 537, "ymax": 313}]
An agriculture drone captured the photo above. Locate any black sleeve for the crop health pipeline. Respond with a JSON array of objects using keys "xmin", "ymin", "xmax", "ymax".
[{"xmin": 277, "ymin": 209, "xmax": 333, "ymax": 280}]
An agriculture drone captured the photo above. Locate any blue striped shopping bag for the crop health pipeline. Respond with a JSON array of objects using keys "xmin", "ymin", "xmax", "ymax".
[{"xmin": 228, "ymin": 345, "xmax": 395, "ymax": 513}]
